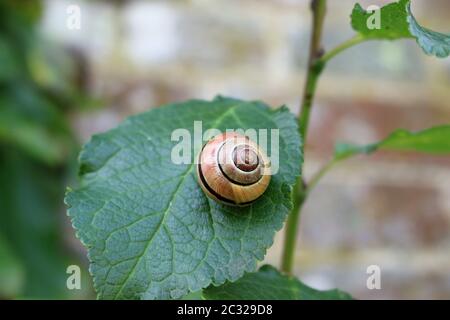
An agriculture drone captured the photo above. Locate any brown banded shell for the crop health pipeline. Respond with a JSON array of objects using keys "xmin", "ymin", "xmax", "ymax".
[{"xmin": 196, "ymin": 132, "xmax": 271, "ymax": 206}]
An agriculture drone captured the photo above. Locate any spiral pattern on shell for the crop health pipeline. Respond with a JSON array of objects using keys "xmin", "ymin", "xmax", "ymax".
[{"xmin": 196, "ymin": 132, "xmax": 271, "ymax": 206}]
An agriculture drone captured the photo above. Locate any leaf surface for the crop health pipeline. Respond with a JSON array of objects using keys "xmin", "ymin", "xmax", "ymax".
[
  {"xmin": 204, "ymin": 265, "xmax": 352, "ymax": 300},
  {"xmin": 406, "ymin": 3, "xmax": 450, "ymax": 58},
  {"xmin": 335, "ymin": 125, "xmax": 450, "ymax": 160},
  {"xmin": 351, "ymin": 0, "xmax": 450, "ymax": 58},
  {"xmin": 65, "ymin": 97, "xmax": 302, "ymax": 299}
]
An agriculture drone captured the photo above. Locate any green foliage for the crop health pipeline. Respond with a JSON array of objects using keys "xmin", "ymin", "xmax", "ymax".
[
  {"xmin": 65, "ymin": 97, "xmax": 302, "ymax": 299},
  {"xmin": 406, "ymin": 4, "xmax": 450, "ymax": 58},
  {"xmin": 335, "ymin": 125, "xmax": 450, "ymax": 160},
  {"xmin": 204, "ymin": 265, "xmax": 352, "ymax": 300},
  {"xmin": 0, "ymin": 106, "xmax": 69, "ymax": 165},
  {"xmin": 351, "ymin": 0, "xmax": 450, "ymax": 58},
  {"xmin": 0, "ymin": 0, "xmax": 93, "ymax": 299},
  {"xmin": 0, "ymin": 234, "xmax": 24, "ymax": 298},
  {"xmin": 351, "ymin": 0, "xmax": 412, "ymax": 40},
  {"xmin": 0, "ymin": 151, "xmax": 74, "ymax": 298},
  {"xmin": 0, "ymin": 36, "xmax": 20, "ymax": 81}
]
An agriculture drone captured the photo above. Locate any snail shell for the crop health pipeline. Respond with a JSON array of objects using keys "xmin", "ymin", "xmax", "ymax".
[{"xmin": 196, "ymin": 132, "xmax": 271, "ymax": 206}]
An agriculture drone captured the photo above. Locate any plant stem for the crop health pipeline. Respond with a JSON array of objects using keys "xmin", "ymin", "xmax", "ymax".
[
  {"xmin": 306, "ymin": 149, "xmax": 357, "ymax": 194},
  {"xmin": 319, "ymin": 34, "xmax": 366, "ymax": 64},
  {"xmin": 281, "ymin": 0, "xmax": 327, "ymax": 274},
  {"xmin": 298, "ymin": 0, "xmax": 327, "ymax": 142},
  {"xmin": 306, "ymin": 158, "xmax": 338, "ymax": 195},
  {"xmin": 281, "ymin": 179, "xmax": 306, "ymax": 273}
]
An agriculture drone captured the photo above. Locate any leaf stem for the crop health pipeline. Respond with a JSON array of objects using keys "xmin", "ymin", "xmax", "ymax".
[
  {"xmin": 305, "ymin": 158, "xmax": 339, "ymax": 195},
  {"xmin": 281, "ymin": 0, "xmax": 327, "ymax": 274},
  {"xmin": 281, "ymin": 3, "xmax": 369, "ymax": 274},
  {"xmin": 319, "ymin": 34, "xmax": 367, "ymax": 64}
]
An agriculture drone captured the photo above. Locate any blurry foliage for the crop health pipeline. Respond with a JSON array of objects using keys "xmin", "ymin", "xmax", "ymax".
[{"xmin": 0, "ymin": 0, "xmax": 92, "ymax": 298}]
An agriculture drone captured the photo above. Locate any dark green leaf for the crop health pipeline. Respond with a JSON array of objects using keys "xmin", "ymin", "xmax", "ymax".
[
  {"xmin": 335, "ymin": 125, "xmax": 450, "ymax": 160},
  {"xmin": 204, "ymin": 265, "xmax": 353, "ymax": 300},
  {"xmin": 65, "ymin": 97, "xmax": 302, "ymax": 299}
]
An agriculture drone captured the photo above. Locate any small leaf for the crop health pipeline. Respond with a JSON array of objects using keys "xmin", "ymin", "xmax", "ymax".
[
  {"xmin": 203, "ymin": 265, "xmax": 353, "ymax": 300},
  {"xmin": 335, "ymin": 125, "xmax": 450, "ymax": 160},
  {"xmin": 406, "ymin": 3, "xmax": 450, "ymax": 58},
  {"xmin": 65, "ymin": 97, "xmax": 302, "ymax": 299},
  {"xmin": 351, "ymin": 0, "xmax": 450, "ymax": 58},
  {"xmin": 351, "ymin": 0, "xmax": 412, "ymax": 40}
]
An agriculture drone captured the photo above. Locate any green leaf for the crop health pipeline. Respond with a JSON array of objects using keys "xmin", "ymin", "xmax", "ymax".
[
  {"xmin": 335, "ymin": 125, "xmax": 450, "ymax": 160},
  {"xmin": 181, "ymin": 291, "xmax": 204, "ymax": 300},
  {"xmin": 204, "ymin": 265, "xmax": 353, "ymax": 300},
  {"xmin": 351, "ymin": 0, "xmax": 450, "ymax": 58},
  {"xmin": 351, "ymin": 0, "xmax": 412, "ymax": 40},
  {"xmin": 406, "ymin": 3, "xmax": 450, "ymax": 58},
  {"xmin": 65, "ymin": 97, "xmax": 302, "ymax": 300}
]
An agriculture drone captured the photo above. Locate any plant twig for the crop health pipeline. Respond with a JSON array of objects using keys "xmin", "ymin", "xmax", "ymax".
[
  {"xmin": 319, "ymin": 34, "xmax": 366, "ymax": 64},
  {"xmin": 281, "ymin": 0, "xmax": 327, "ymax": 274},
  {"xmin": 298, "ymin": 0, "xmax": 327, "ymax": 142},
  {"xmin": 306, "ymin": 158, "xmax": 338, "ymax": 195},
  {"xmin": 281, "ymin": 178, "xmax": 306, "ymax": 273}
]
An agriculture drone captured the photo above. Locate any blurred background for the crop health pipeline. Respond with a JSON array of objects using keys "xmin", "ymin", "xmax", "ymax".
[{"xmin": 0, "ymin": 0, "xmax": 449, "ymax": 299}]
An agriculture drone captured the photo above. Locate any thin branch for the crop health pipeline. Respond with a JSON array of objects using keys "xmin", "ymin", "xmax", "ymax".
[
  {"xmin": 281, "ymin": 0, "xmax": 327, "ymax": 275},
  {"xmin": 306, "ymin": 158, "xmax": 338, "ymax": 195},
  {"xmin": 319, "ymin": 34, "xmax": 367, "ymax": 64},
  {"xmin": 298, "ymin": 0, "xmax": 327, "ymax": 143}
]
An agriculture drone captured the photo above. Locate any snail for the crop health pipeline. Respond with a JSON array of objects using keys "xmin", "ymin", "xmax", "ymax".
[{"xmin": 196, "ymin": 132, "xmax": 271, "ymax": 206}]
